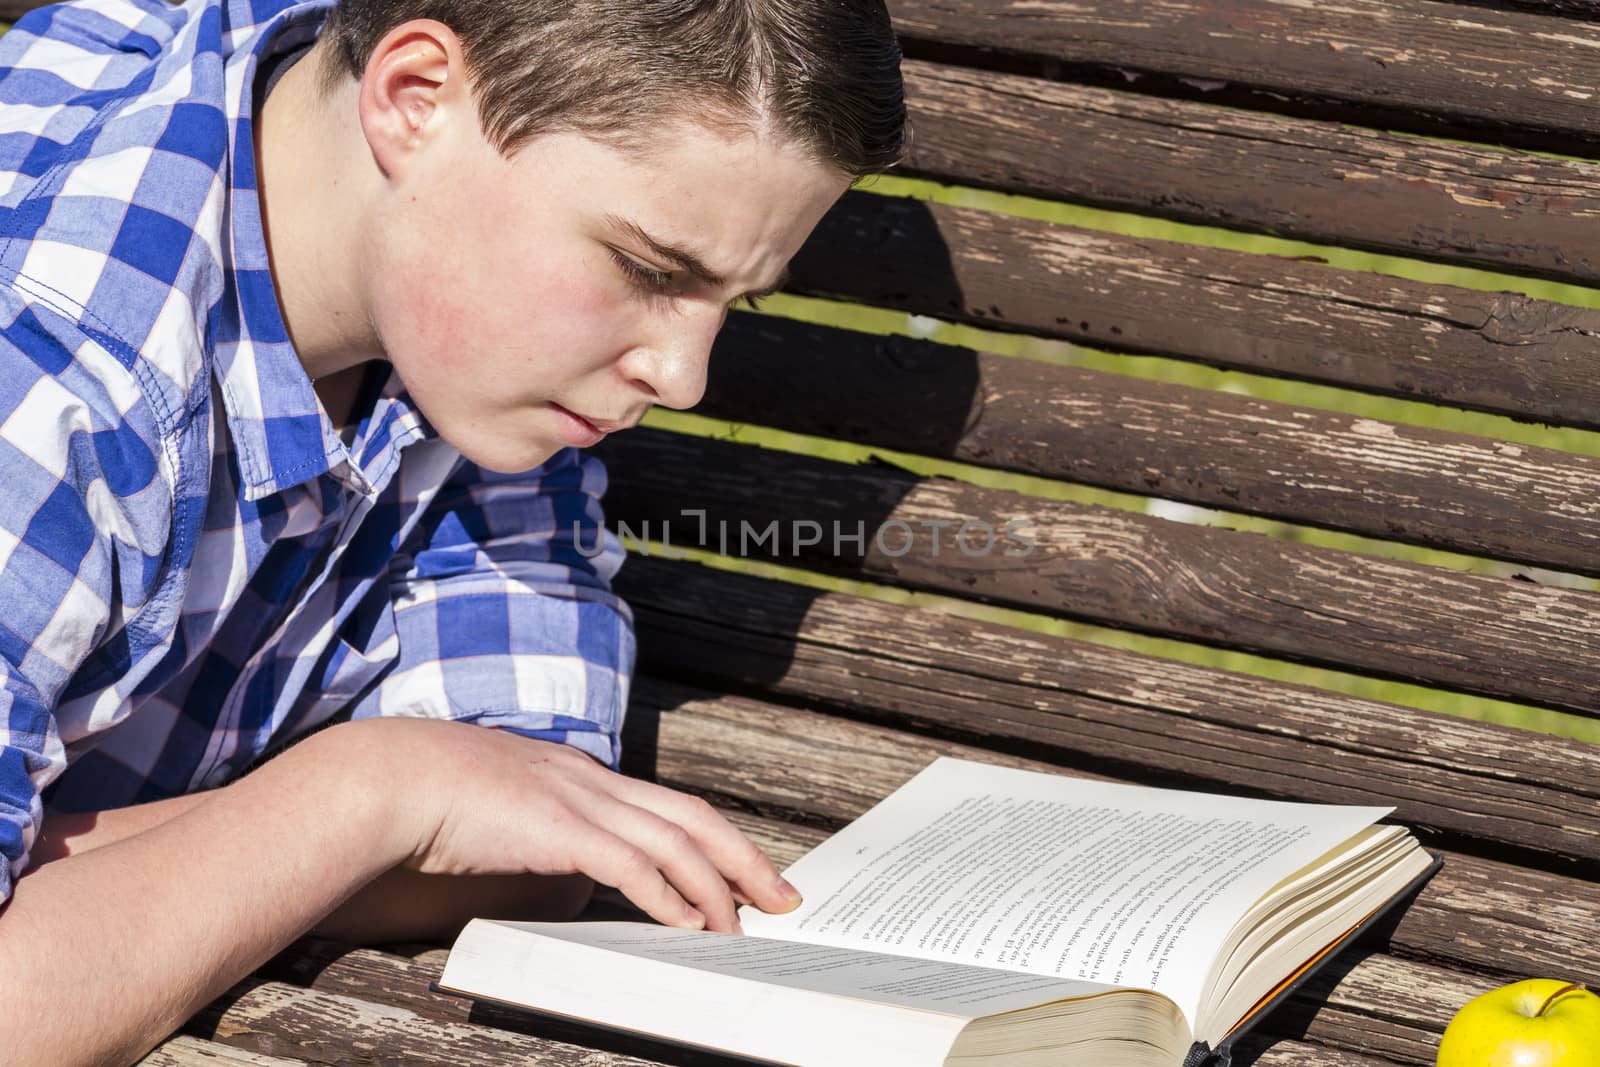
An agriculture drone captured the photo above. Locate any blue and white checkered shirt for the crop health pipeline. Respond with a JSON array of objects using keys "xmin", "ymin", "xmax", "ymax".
[{"xmin": 0, "ymin": 0, "xmax": 636, "ymax": 905}]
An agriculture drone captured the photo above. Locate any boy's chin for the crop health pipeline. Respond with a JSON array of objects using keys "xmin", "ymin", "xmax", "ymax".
[{"xmin": 444, "ymin": 429, "xmax": 566, "ymax": 475}]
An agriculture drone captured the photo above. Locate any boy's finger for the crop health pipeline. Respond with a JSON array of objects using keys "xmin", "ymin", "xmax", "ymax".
[
  {"xmin": 586, "ymin": 795, "xmax": 743, "ymax": 933},
  {"xmin": 614, "ymin": 780, "xmax": 801, "ymax": 918},
  {"xmin": 567, "ymin": 831, "xmax": 705, "ymax": 932}
]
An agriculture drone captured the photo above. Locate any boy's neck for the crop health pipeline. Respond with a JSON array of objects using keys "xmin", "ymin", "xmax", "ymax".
[{"xmin": 255, "ymin": 40, "xmax": 386, "ymax": 426}]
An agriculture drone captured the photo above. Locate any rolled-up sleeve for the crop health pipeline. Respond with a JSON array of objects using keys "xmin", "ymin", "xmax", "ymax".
[
  {"xmin": 1, "ymin": 670, "xmax": 59, "ymax": 907},
  {"xmin": 351, "ymin": 447, "xmax": 636, "ymax": 768},
  {"xmin": 0, "ymin": 327, "xmax": 160, "ymax": 905}
]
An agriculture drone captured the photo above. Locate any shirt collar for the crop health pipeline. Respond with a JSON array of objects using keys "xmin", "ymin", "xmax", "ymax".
[{"xmin": 213, "ymin": 0, "xmax": 344, "ymax": 501}]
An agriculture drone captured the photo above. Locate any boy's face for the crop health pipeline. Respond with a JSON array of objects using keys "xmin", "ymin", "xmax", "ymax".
[{"xmin": 363, "ymin": 112, "xmax": 851, "ymax": 473}]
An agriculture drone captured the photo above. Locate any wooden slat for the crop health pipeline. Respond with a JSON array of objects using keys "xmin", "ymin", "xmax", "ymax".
[
  {"xmin": 710, "ymin": 315, "xmax": 1600, "ymax": 576},
  {"xmin": 1237, "ymin": 1038, "xmax": 1422, "ymax": 1067},
  {"xmin": 624, "ymin": 679, "xmax": 1600, "ymax": 982},
  {"xmin": 1464, "ymin": 0, "xmax": 1600, "ymax": 14},
  {"xmin": 251, "ymin": 942, "xmax": 746, "ymax": 1067},
  {"xmin": 886, "ymin": 0, "xmax": 1600, "ymax": 149},
  {"xmin": 1277, "ymin": 955, "xmax": 1492, "ymax": 1066},
  {"xmin": 789, "ymin": 191, "xmax": 1600, "ymax": 431},
  {"xmin": 615, "ymin": 556, "xmax": 1600, "ymax": 869},
  {"xmin": 596, "ymin": 429, "xmax": 1600, "ymax": 717},
  {"xmin": 187, "ymin": 978, "xmax": 659, "ymax": 1067},
  {"xmin": 1424, "ymin": 0, "xmax": 1600, "ymax": 17},
  {"xmin": 139, "ymin": 1036, "xmax": 309, "ymax": 1067},
  {"xmin": 901, "ymin": 60, "xmax": 1600, "ymax": 287}
]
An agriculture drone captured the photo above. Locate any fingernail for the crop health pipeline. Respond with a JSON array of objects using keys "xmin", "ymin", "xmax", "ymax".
[
  {"xmin": 778, "ymin": 879, "xmax": 803, "ymax": 905},
  {"xmin": 681, "ymin": 907, "xmax": 706, "ymax": 929}
]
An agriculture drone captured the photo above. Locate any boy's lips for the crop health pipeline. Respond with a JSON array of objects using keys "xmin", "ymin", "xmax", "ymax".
[
  {"xmin": 573, "ymin": 411, "xmax": 637, "ymax": 433},
  {"xmin": 551, "ymin": 404, "xmax": 636, "ymax": 447}
]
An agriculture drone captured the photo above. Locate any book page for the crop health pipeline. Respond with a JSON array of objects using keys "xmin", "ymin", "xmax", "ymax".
[
  {"xmin": 740, "ymin": 758, "xmax": 1390, "ymax": 1022},
  {"xmin": 485, "ymin": 920, "xmax": 1124, "ymax": 1018}
]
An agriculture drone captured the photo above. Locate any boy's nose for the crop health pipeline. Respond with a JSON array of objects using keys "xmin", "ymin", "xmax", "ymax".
[{"xmin": 623, "ymin": 302, "xmax": 726, "ymax": 411}]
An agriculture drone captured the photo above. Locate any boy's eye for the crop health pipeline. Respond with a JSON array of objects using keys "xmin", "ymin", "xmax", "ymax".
[{"xmin": 610, "ymin": 248, "xmax": 676, "ymax": 295}]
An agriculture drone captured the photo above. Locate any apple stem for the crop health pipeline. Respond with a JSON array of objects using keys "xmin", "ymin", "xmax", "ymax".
[{"xmin": 1536, "ymin": 982, "xmax": 1585, "ymax": 1018}]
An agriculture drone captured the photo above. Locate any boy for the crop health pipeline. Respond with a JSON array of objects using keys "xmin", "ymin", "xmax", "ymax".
[{"xmin": 0, "ymin": 0, "xmax": 905, "ymax": 1061}]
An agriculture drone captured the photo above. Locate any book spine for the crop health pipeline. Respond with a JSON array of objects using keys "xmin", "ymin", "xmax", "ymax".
[{"xmin": 1182, "ymin": 1042, "xmax": 1228, "ymax": 1067}]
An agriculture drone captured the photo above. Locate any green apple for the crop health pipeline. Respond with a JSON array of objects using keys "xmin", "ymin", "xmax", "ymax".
[{"xmin": 1437, "ymin": 979, "xmax": 1600, "ymax": 1067}]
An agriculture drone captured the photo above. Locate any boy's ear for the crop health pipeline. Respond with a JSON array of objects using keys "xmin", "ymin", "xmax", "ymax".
[{"xmin": 357, "ymin": 19, "xmax": 465, "ymax": 178}]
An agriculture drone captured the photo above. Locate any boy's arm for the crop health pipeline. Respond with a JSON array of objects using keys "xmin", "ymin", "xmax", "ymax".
[
  {"xmin": 0, "ymin": 720, "xmax": 405, "ymax": 1067},
  {"xmin": 5, "ymin": 714, "xmax": 801, "ymax": 1066},
  {"xmin": 33, "ymin": 792, "xmax": 598, "ymax": 944}
]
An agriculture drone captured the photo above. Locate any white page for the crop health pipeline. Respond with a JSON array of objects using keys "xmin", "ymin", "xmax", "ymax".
[
  {"xmin": 510, "ymin": 921, "xmax": 1124, "ymax": 1017},
  {"xmin": 442, "ymin": 920, "xmax": 967, "ymax": 1067},
  {"xmin": 740, "ymin": 757, "xmax": 1391, "ymax": 1022}
]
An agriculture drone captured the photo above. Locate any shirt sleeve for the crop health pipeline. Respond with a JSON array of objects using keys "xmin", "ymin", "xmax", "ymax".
[
  {"xmin": 0, "ymin": 323, "xmax": 162, "ymax": 906},
  {"xmin": 351, "ymin": 447, "xmax": 637, "ymax": 769}
]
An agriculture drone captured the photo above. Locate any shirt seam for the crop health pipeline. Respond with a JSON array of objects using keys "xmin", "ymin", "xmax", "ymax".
[{"xmin": 0, "ymin": 272, "xmax": 192, "ymax": 652}]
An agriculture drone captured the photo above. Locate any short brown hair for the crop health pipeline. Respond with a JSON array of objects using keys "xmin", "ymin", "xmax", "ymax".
[{"xmin": 320, "ymin": 0, "xmax": 905, "ymax": 177}]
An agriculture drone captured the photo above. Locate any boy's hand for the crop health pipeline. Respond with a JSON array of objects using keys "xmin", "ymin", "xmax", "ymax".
[{"xmin": 341, "ymin": 717, "xmax": 801, "ymax": 934}]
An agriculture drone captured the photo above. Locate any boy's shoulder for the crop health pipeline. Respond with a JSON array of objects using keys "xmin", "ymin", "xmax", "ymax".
[{"xmin": 0, "ymin": 0, "xmax": 331, "ymax": 428}]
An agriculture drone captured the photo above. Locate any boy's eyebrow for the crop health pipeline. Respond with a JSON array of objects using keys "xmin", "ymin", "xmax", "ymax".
[{"xmin": 608, "ymin": 213, "xmax": 790, "ymax": 300}]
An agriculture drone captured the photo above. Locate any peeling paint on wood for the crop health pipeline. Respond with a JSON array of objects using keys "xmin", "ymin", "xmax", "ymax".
[
  {"xmin": 137, "ymin": 1035, "xmax": 310, "ymax": 1066},
  {"xmin": 899, "ymin": 60, "xmax": 1600, "ymax": 287},
  {"xmin": 598, "ymin": 430, "xmax": 1600, "ymax": 717},
  {"xmin": 886, "ymin": 0, "xmax": 1600, "ymax": 148},
  {"xmin": 709, "ymin": 314, "xmax": 1600, "ymax": 575},
  {"xmin": 791, "ymin": 192, "xmax": 1600, "ymax": 432},
  {"xmin": 616, "ymin": 557, "xmax": 1600, "ymax": 868}
]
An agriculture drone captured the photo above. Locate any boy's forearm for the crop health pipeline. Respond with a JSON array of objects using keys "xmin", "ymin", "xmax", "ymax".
[
  {"xmin": 0, "ymin": 724, "xmax": 406, "ymax": 1067},
  {"xmin": 32, "ymin": 792, "xmax": 211, "ymax": 864},
  {"xmin": 31, "ymin": 756, "xmax": 598, "ymax": 948},
  {"xmin": 310, "ymin": 868, "xmax": 595, "ymax": 944}
]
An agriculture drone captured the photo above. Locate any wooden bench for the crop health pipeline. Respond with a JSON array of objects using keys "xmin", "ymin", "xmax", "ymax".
[{"xmin": 31, "ymin": 0, "xmax": 1590, "ymax": 1063}]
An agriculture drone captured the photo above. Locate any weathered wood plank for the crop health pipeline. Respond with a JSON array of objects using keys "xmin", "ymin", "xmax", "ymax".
[
  {"xmin": 1495, "ymin": 0, "xmax": 1600, "ymax": 13},
  {"xmin": 711, "ymin": 314, "xmax": 1600, "ymax": 575},
  {"xmin": 1237, "ymin": 1037, "xmax": 1422, "ymax": 1067},
  {"xmin": 900, "ymin": 60, "xmax": 1600, "ymax": 287},
  {"xmin": 249, "ymin": 943, "xmax": 747, "ymax": 1067},
  {"xmin": 789, "ymin": 191, "xmax": 1600, "ymax": 431},
  {"xmin": 138, "ymin": 1036, "xmax": 309, "ymax": 1067},
  {"xmin": 885, "ymin": 0, "xmax": 1600, "ymax": 149},
  {"xmin": 186, "ymin": 977, "xmax": 664, "ymax": 1066},
  {"xmin": 597, "ymin": 429, "xmax": 1600, "ymax": 717},
  {"xmin": 1450, "ymin": 0, "xmax": 1600, "ymax": 15},
  {"xmin": 614, "ymin": 556, "xmax": 1600, "ymax": 868},
  {"xmin": 1279, "ymin": 955, "xmax": 1491, "ymax": 1065},
  {"xmin": 622, "ymin": 680, "xmax": 1600, "ymax": 981}
]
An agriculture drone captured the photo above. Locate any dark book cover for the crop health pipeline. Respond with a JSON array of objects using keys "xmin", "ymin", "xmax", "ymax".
[{"xmin": 1182, "ymin": 851, "xmax": 1445, "ymax": 1067}]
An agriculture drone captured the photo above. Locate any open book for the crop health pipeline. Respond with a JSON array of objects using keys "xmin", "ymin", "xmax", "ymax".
[{"xmin": 435, "ymin": 757, "xmax": 1440, "ymax": 1066}]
